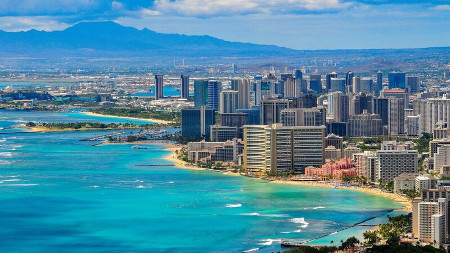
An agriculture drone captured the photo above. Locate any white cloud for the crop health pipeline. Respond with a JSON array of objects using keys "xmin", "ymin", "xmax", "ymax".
[
  {"xmin": 148, "ymin": 0, "xmax": 351, "ymax": 17},
  {"xmin": 0, "ymin": 16, "xmax": 70, "ymax": 32},
  {"xmin": 431, "ymin": 5, "xmax": 450, "ymax": 11}
]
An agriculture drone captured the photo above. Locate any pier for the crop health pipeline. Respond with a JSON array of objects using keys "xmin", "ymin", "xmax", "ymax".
[
  {"xmin": 281, "ymin": 209, "xmax": 394, "ymax": 247},
  {"xmin": 80, "ymin": 131, "xmax": 125, "ymax": 141}
]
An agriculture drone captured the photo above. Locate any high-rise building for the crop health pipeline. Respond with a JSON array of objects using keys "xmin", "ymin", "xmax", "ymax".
[
  {"xmin": 348, "ymin": 112, "xmax": 382, "ymax": 137},
  {"xmin": 243, "ymin": 124, "xmax": 325, "ymax": 174},
  {"xmin": 406, "ymin": 115, "xmax": 421, "ymax": 137},
  {"xmin": 330, "ymin": 78, "xmax": 346, "ymax": 93},
  {"xmin": 354, "ymin": 151, "xmax": 378, "ymax": 182},
  {"xmin": 376, "ymin": 150, "xmax": 418, "ymax": 183},
  {"xmin": 208, "ymin": 81, "xmax": 221, "ymax": 110},
  {"xmin": 331, "ymin": 92, "xmax": 349, "ymax": 123},
  {"xmin": 295, "ymin": 69, "xmax": 306, "ymax": 94},
  {"xmin": 219, "ymin": 90, "xmax": 239, "ymax": 113},
  {"xmin": 376, "ymin": 71, "xmax": 383, "ymax": 93},
  {"xmin": 194, "ymin": 79, "xmax": 209, "ymax": 108},
  {"xmin": 346, "ymin": 71, "xmax": 354, "ymax": 93},
  {"xmin": 350, "ymin": 93, "xmax": 373, "ymax": 115},
  {"xmin": 406, "ymin": 76, "xmax": 420, "ymax": 93},
  {"xmin": 388, "ymin": 72, "xmax": 406, "ymax": 89},
  {"xmin": 388, "ymin": 98, "xmax": 405, "ymax": 136},
  {"xmin": 297, "ymin": 94, "xmax": 317, "ymax": 108},
  {"xmin": 181, "ymin": 106, "xmax": 216, "ymax": 140},
  {"xmin": 281, "ymin": 107, "xmax": 326, "ymax": 126},
  {"xmin": 352, "ymin": 76, "xmax": 361, "ymax": 94},
  {"xmin": 237, "ymin": 78, "xmax": 251, "ymax": 109},
  {"xmin": 210, "ymin": 125, "xmax": 238, "ymax": 142},
  {"xmin": 283, "ymin": 74, "xmax": 299, "ymax": 98},
  {"xmin": 360, "ymin": 78, "xmax": 373, "ymax": 93},
  {"xmin": 326, "ymin": 72, "xmax": 338, "ymax": 91},
  {"xmin": 237, "ymin": 106, "xmax": 261, "ymax": 125},
  {"xmin": 260, "ymin": 98, "xmax": 297, "ymax": 125},
  {"xmin": 309, "ymin": 74, "xmax": 322, "ymax": 93},
  {"xmin": 373, "ymin": 97, "xmax": 389, "ymax": 127},
  {"xmin": 413, "ymin": 96, "xmax": 450, "ymax": 134},
  {"xmin": 154, "ymin": 75, "xmax": 164, "ymax": 100},
  {"xmin": 254, "ymin": 74, "xmax": 277, "ymax": 105},
  {"xmin": 181, "ymin": 75, "xmax": 189, "ymax": 99}
]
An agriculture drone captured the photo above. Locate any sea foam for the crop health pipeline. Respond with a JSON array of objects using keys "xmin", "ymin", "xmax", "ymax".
[{"xmin": 226, "ymin": 203, "xmax": 242, "ymax": 208}]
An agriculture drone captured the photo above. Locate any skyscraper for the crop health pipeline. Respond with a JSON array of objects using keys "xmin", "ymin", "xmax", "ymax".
[
  {"xmin": 406, "ymin": 76, "xmax": 420, "ymax": 93},
  {"xmin": 283, "ymin": 74, "xmax": 299, "ymax": 98},
  {"xmin": 208, "ymin": 80, "xmax": 221, "ymax": 110},
  {"xmin": 154, "ymin": 75, "xmax": 164, "ymax": 100},
  {"xmin": 326, "ymin": 72, "xmax": 338, "ymax": 91},
  {"xmin": 388, "ymin": 97, "xmax": 405, "ymax": 136},
  {"xmin": 352, "ymin": 76, "xmax": 361, "ymax": 94},
  {"xmin": 309, "ymin": 74, "xmax": 322, "ymax": 93},
  {"xmin": 237, "ymin": 78, "xmax": 251, "ymax": 109},
  {"xmin": 360, "ymin": 78, "xmax": 373, "ymax": 93},
  {"xmin": 181, "ymin": 106, "xmax": 216, "ymax": 140},
  {"xmin": 332, "ymin": 92, "xmax": 349, "ymax": 123},
  {"xmin": 330, "ymin": 78, "xmax": 346, "ymax": 93},
  {"xmin": 181, "ymin": 75, "xmax": 189, "ymax": 99},
  {"xmin": 260, "ymin": 98, "xmax": 297, "ymax": 125},
  {"xmin": 388, "ymin": 72, "xmax": 406, "ymax": 89},
  {"xmin": 219, "ymin": 90, "xmax": 239, "ymax": 113},
  {"xmin": 295, "ymin": 69, "xmax": 306, "ymax": 93},
  {"xmin": 194, "ymin": 79, "xmax": 209, "ymax": 108},
  {"xmin": 376, "ymin": 71, "xmax": 383, "ymax": 93},
  {"xmin": 346, "ymin": 71, "xmax": 354, "ymax": 93}
]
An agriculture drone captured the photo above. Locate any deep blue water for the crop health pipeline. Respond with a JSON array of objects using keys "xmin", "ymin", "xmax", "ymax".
[{"xmin": 0, "ymin": 110, "xmax": 402, "ymax": 252}]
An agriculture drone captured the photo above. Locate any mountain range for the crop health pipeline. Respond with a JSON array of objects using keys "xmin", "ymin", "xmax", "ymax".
[{"xmin": 0, "ymin": 21, "xmax": 295, "ymax": 57}]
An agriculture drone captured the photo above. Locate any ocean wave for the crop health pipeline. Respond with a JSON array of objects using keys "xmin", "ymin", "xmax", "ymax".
[
  {"xmin": 226, "ymin": 203, "xmax": 242, "ymax": 208},
  {"xmin": 0, "ymin": 152, "xmax": 12, "ymax": 157},
  {"xmin": 313, "ymin": 206, "xmax": 325, "ymax": 210},
  {"xmin": 0, "ymin": 160, "xmax": 12, "ymax": 165},
  {"xmin": 258, "ymin": 239, "xmax": 282, "ymax": 246},
  {"xmin": 88, "ymin": 185, "xmax": 100, "ymax": 188},
  {"xmin": 0, "ymin": 138, "xmax": 6, "ymax": 142},
  {"xmin": 241, "ymin": 212, "xmax": 260, "ymax": 216},
  {"xmin": 243, "ymin": 248, "xmax": 259, "ymax": 252},
  {"xmin": 290, "ymin": 218, "xmax": 309, "ymax": 228},
  {"xmin": 0, "ymin": 179, "xmax": 21, "ymax": 183},
  {"xmin": 1, "ymin": 184, "xmax": 38, "ymax": 187},
  {"xmin": 167, "ymin": 181, "xmax": 174, "ymax": 184}
]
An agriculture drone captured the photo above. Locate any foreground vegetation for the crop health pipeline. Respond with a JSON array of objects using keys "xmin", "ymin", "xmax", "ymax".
[{"xmin": 26, "ymin": 121, "xmax": 150, "ymax": 131}]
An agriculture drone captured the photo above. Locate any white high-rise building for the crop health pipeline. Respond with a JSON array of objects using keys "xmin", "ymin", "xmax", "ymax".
[
  {"xmin": 376, "ymin": 150, "xmax": 418, "ymax": 183},
  {"xmin": 219, "ymin": 90, "xmax": 239, "ymax": 114}
]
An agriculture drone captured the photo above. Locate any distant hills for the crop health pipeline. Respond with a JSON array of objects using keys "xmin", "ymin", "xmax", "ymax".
[{"xmin": 0, "ymin": 21, "xmax": 296, "ymax": 57}]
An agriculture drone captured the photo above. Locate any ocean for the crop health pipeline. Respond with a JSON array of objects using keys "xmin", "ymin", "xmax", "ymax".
[{"xmin": 0, "ymin": 110, "xmax": 402, "ymax": 252}]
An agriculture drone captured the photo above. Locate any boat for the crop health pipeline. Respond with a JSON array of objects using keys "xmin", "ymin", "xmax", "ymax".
[{"xmin": 132, "ymin": 145, "xmax": 149, "ymax": 149}]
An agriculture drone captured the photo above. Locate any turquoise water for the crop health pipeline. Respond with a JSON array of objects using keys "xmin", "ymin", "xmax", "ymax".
[{"xmin": 0, "ymin": 110, "xmax": 402, "ymax": 252}]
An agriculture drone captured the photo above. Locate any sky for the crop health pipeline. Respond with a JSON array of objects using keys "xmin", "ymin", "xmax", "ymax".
[{"xmin": 0, "ymin": 0, "xmax": 448, "ymax": 50}]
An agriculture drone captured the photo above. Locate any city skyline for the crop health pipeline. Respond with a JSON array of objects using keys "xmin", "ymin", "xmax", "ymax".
[{"xmin": 0, "ymin": 0, "xmax": 448, "ymax": 50}]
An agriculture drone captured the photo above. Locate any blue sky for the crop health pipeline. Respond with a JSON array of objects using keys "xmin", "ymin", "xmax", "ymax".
[{"xmin": 0, "ymin": 0, "xmax": 448, "ymax": 49}]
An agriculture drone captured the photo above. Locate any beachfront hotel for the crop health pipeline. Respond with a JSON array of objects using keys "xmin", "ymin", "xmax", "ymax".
[{"xmin": 243, "ymin": 124, "xmax": 325, "ymax": 174}]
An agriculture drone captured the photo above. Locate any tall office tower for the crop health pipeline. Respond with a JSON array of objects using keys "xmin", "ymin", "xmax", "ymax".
[
  {"xmin": 219, "ymin": 90, "xmax": 239, "ymax": 113},
  {"xmin": 381, "ymin": 89, "xmax": 408, "ymax": 108},
  {"xmin": 309, "ymin": 74, "xmax": 322, "ymax": 93},
  {"xmin": 376, "ymin": 150, "xmax": 418, "ymax": 183},
  {"xmin": 281, "ymin": 107, "xmax": 326, "ymax": 126},
  {"xmin": 154, "ymin": 75, "xmax": 164, "ymax": 100},
  {"xmin": 348, "ymin": 112, "xmax": 382, "ymax": 137},
  {"xmin": 264, "ymin": 124, "xmax": 325, "ymax": 174},
  {"xmin": 406, "ymin": 76, "xmax": 420, "ymax": 93},
  {"xmin": 332, "ymin": 92, "xmax": 349, "ymax": 123},
  {"xmin": 388, "ymin": 72, "xmax": 406, "ymax": 89},
  {"xmin": 181, "ymin": 106, "xmax": 215, "ymax": 140},
  {"xmin": 243, "ymin": 125, "xmax": 267, "ymax": 174},
  {"xmin": 254, "ymin": 73, "xmax": 276, "ymax": 105},
  {"xmin": 352, "ymin": 76, "xmax": 361, "ymax": 94},
  {"xmin": 221, "ymin": 113, "xmax": 248, "ymax": 128},
  {"xmin": 231, "ymin": 63, "xmax": 237, "ymax": 73},
  {"xmin": 194, "ymin": 79, "xmax": 209, "ymax": 108},
  {"xmin": 283, "ymin": 74, "xmax": 299, "ymax": 98},
  {"xmin": 181, "ymin": 75, "xmax": 189, "ymax": 99},
  {"xmin": 376, "ymin": 71, "xmax": 383, "ymax": 93},
  {"xmin": 406, "ymin": 115, "xmax": 421, "ymax": 137},
  {"xmin": 297, "ymin": 94, "xmax": 317, "ymax": 108},
  {"xmin": 208, "ymin": 80, "xmax": 221, "ymax": 110},
  {"xmin": 388, "ymin": 98, "xmax": 405, "ymax": 136},
  {"xmin": 325, "ymin": 72, "xmax": 338, "ymax": 91},
  {"xmin": 237, "ymin": 106, "xmax": 261, "ymax": 125},
  {"xmin": 210, "ymin": 125, "xmax": 238, "ymax": 142},
  {"xmin": 237, "ymin": 78, "xmax": 251, "ymax": 109},
  {"xmin": 350, "ymin": 93, "xmax": 373, "ymax": 115},
  {"xmin": 330, "ymin": 78, "xmax": 346, "ymax": 93},
  {"xmin": 346, "ymin": 71, "xmax": 354, "ymax": 93},
  {"xmin": 373, "ymin": 97, "xmax": 389, "ymax": 127},
  {"xmin": 413, "ymin": 96, "xmax": 450, "ymax": 134},
  {"xmin": 295, "ymin": 69, "xmax": 306, "ymax": 94},
  {"xmin": 360, "ymin": 78, "xmax": 373, "ymax": 93},
  {"xmin": 260, "ymin": 98, "xmax": 297, "ymax": 125}
]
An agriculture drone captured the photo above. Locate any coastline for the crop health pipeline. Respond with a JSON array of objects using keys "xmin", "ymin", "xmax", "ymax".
[
  {"xmin": 162, "ymin": 145, "xmax": 412, "ymax": 212},
  {"xmin": 81, "ymin": 111, "xmax": 174, "ymax": 124}
]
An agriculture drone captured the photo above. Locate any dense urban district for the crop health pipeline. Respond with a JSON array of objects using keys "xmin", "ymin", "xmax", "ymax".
[{"xmin": 1, "ymin": 57, "xmax": 450, "ymax": 252}]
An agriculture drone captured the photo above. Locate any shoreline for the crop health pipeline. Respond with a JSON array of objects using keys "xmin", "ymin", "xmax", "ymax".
[
  {"xmin": 80, "ymin": 111, "xmax": 174, "ymax": 124},
  {"xmin": 162, "ymin": 145, "xmax": 412, "ymax": 212}
]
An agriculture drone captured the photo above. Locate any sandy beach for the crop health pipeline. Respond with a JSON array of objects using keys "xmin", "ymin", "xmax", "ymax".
[
  {"xmin": 81, "ymin": 111, "xmax": 174, "ymax": 124},
  {"xmin": 163, "ymin": 146, "xmax": 412, "ymax": 212}
]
